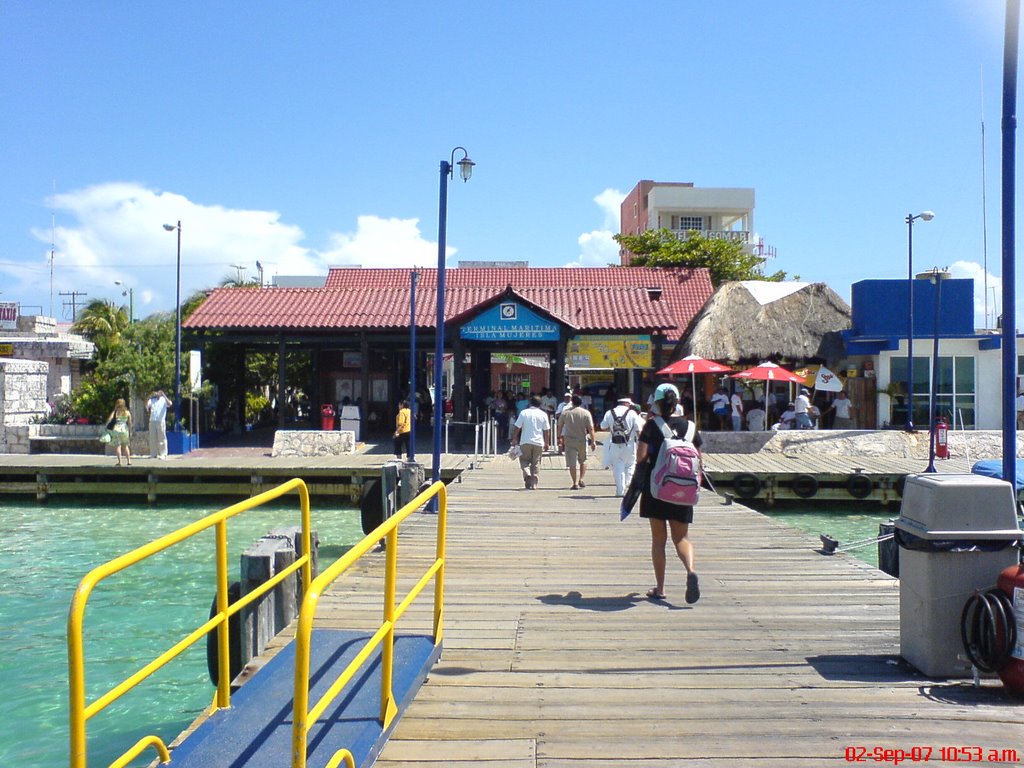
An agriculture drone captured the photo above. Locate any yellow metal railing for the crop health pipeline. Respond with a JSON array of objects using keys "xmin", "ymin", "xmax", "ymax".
[
  {"xmin": 291, "ymin": 480, "xmax": 447, "ymax": 768},
  {"xmin": 67, "ymin": 478, "xmax": 313, "ymax": 768}
]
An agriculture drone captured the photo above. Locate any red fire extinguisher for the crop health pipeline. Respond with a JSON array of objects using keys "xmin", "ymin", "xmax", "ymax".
[
  {"xmin": 935, "ymin": 417, "xmax": 949, "ymax": 459},
  {"xmin": 995, "ymin": 565, "xmax": 1024, "ymax": 695},
  {"xmin": 961, "ymin": 565, "xmax": 1024, "ymax": 696}
]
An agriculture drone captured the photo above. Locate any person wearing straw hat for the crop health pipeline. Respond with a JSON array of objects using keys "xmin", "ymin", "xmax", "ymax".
[{"xmin": 600, "ymin": 396, "xmax": 642, "ymax": 497}]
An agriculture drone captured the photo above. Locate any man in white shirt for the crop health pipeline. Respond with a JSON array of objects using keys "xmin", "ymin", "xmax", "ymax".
[
  {"xmin": 746, "ymin": 403, "xmax": 766, "ymax": 432},
  {"xmin": 730, "ymin": 390, "xmax": 744, "ymax": 431},
  {"xmin": 511, "ymin": 395, "xmax": 551, "ymax": 490},
  {"xmin": 794, "ymin": 388, "xmax": 812, "ymax": 430},
  {"xmin": 146, "ymin": 389, "xmax": 171, "ymax": 458},
  {"xmin": 828, "ymin": 390, "xmax": 856, "ymax": 429},
  {"xmin": 600, "ymin": 396, "xmax": 643, "ymax": 497}
]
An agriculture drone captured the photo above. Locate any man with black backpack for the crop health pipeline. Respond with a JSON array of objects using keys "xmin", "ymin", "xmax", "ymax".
[{"xmin": 600, "ymin": 396, "xmax": 642, "ymax": 497}]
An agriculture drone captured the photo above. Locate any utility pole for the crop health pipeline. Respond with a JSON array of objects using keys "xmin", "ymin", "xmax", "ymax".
[{"xmin": 59, "ymin": 290, "xmax": 88, "ymax": 321}]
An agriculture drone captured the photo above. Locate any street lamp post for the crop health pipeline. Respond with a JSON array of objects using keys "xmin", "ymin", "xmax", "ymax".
[
  {"xmin": 921, "ymin": 268, "xmax": 951, "ymax": 473},
  {"xmin": 432, "ymin": 147, "xmax": 475, "ymax": 495},
  {"xmin": 409, "ymin": 269, "xmax": 418, "ymax": 462},
  {"xmin": 114, "ymin": 281, "xmax": 133, "ymax": 324},
  {"xmin": 905, "ymin": 211, "xmax": 934, "ymax": 431},
  {"xmin": 162, "ymin": 221, "xmax": 182, "ymax": 435}
]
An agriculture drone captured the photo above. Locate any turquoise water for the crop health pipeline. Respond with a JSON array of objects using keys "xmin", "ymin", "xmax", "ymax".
[
  {"xmin": 757, "ymin": 504, "xmax": 896, "ymax": 568},
  {"xmin": 0, "ymin": 497, "xmax": 362, "ymax": 768}
]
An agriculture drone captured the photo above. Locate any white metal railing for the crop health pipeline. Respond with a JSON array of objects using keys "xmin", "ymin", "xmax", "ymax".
[{"xmin": 445, "ymin": 418, "xmax": 502, "ymax": 459}]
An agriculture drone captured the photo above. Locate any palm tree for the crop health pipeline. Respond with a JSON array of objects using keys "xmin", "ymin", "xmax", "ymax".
[{"xmin": 72, "ymin": 298, "xmax": 129, "ymax": 360}]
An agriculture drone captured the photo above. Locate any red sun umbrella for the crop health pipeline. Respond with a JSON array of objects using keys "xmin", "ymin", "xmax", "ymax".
[
  {"xmin": 657, "ymin": 354, "xmax": 730, "ymax": 376},
  {"xmin": 731, "ymin": 361, "xmax": 805, "ymax": 383},
  {"xmin": 657, "ymin": 355, "xmax": 731, "ymax": 427}
]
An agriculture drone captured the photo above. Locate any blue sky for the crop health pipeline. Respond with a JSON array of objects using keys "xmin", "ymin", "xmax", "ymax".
[{"xmin": 0, "ymin": 1, "xmax": 1014, "ymax": 326}]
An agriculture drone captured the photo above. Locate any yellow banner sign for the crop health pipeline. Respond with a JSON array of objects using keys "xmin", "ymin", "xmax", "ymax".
[
  {"xmin": 0, "ymin": 344, "xmax": 13, "ymax": 356},
  {"xmin": 567, "ymin": 335, "xmax": 652, "ymax": 369}
]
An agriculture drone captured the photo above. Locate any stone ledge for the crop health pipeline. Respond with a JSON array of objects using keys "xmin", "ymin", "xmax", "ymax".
[
  {"xmin": 700, "ymin": 429, "xmax": 1024, "ymax": 460},
  {"xmin": 272, "ymin": 430, "xmax": 355, "ymax": 457}
]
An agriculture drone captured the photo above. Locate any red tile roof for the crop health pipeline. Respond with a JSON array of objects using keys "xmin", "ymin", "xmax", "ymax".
[{"xmin": 184, "ymin": 267, "xmax": 712, "ymax": 336}]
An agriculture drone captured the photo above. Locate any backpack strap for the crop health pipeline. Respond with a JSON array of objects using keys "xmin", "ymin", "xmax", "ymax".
[
  {"xmin": 654, "ymin": 415, "xmax": 695, "ymax": 442},
  {"xmin": 652, "ymin": 415, "xmax": 673, "ymax": 440}
]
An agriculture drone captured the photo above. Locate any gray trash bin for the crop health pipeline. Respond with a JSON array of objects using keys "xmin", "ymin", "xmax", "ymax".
[{"xmin": 895, "ymin": 473, "xmax": 1022, "ymax": 677}]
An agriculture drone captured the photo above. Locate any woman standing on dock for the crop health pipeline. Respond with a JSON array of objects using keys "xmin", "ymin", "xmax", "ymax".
[
  {"xmin": 105, "ymin": 398, "xmax": 133, "ymax": 466},
  {"xmin": 393, "ymin": 399, "xmax": 411, "ymax": 458},
  {"xmin": 635, "ymin": 383, "xmax": 701, "ymax": 604}
]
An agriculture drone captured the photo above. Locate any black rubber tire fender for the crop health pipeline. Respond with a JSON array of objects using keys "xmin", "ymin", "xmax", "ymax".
[
  {"xmin": 846, "ymin": 473, "xmax": 874, "ymax": 499},
  {"xmin": 733, "ymin": 472, "xmax": 761, "ymax": 499},
  {"xmin": 791, "ymin": 473, "xmax": 819, "ymax": 499}
]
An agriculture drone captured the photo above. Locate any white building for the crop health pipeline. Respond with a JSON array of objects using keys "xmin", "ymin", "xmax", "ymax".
[{"xmin": 619, "ymin": 180, "xmax": 763, "ymax": 263}]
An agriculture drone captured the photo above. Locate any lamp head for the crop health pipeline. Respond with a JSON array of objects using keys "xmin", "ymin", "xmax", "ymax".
[
  {"xmin": 162, "ymin": 223, "xmax": 176, "ymax": 232},
  {"xmin": 919, "ymin": 211, "xmax": 935, "ymax": 222},
  {"xmin": 457, "ymin": 155, "xmax": 475, "ymax": 182}
]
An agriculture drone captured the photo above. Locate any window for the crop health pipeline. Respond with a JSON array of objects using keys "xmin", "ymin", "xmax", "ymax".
[
  {"xmin": 890, "ymin": 355, "xmax": 975, "ymax": 428},
  {"xmin": 670, "ymin": 215, "xmax": 704, "ymax": 231},
  {"xmin": 498, "ymin": 374, "xmax": 531, "ymax": 394}
]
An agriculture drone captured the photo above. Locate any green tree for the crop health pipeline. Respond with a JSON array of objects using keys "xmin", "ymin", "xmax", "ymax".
[
  {"xmin": 72, "ymin": 299, "xmax": 130, "ymax": 359},
  {"xmin": 614, "ymin": 228, "xmax": 789, "ymax": 286}
]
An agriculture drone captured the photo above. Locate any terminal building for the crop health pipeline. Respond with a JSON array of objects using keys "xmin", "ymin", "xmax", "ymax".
[{"xmin": 183, "ymin": 265, "xmax": 714, "ymax": 433}]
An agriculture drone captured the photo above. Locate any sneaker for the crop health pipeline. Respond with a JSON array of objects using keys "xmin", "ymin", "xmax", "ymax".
[
  {"xmin": 685, "ymin": 572, "xmax": 700, "ymax": 604},
  {"xmin": 570, "ymin": 484, "xmax": 579, "ymax": 491},
  {"xmin": 578, "ymin": 480, "xmax": 586, "ymax": 488}
]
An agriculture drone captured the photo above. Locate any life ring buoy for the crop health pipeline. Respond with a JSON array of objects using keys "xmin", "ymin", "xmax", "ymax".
[
  {"xmin": 733, "ymin": 473, "xmax": 761, "ymax": 499},
  {"xmin": 846, "ymin": 473, "xmax": 874, "ymax": 499},
  {"xmin": 791, "ymin": 474, "xmax": 819, "ymax": 498}
]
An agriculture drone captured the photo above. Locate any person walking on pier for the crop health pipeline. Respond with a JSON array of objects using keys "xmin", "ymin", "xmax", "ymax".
[
  {"xmin": 393, "ymin": 399, "xmax": 411, "ymax": 458},
  {"xmin": 557, "ymin": 393, "xmax": 596, "ymax": 490},
  {"xmin": 511, "ymin": 395, "xmax": 550, "ymax": 490},
  {"xmin": 106, "ymin": 398, "xmax": 133, "ymax": 467},
  {"xmin": 145, "ymin": 389, "xmax": 170, "ymax": 459},
  {"xmin": 635, "ymin": 383, "xmax": 702, "ymax": 604},
  {"xmin": 600, "ymin": 396, "xmax": 641, "ymax": 496}
]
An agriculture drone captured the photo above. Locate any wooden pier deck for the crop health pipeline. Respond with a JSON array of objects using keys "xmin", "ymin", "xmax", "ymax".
[
  {"xmin": 246, "ymin": 453, "xmax": 1023, "ymax": 767},
  {"xmin": 0, "ymin": 450, "xmax": 469, "ymax": 502}
]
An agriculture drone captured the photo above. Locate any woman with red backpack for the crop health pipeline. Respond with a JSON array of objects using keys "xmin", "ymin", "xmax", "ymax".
[{"xmin": 635, "ymin": 383, "xmax": 702, "ymax": 604}]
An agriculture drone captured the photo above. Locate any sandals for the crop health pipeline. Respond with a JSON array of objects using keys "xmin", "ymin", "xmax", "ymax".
[
  {"xmin": 685, "ymin": 572, "xmax": 700, "ymax": 604},
  {"xmin": 646, "ymin": 588, "xmax": 665, "ymax": 600}
]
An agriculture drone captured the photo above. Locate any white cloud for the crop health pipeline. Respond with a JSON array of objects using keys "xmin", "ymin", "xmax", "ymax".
[
  {"xmin": 949, "ymin": 259, "xmax": 1001, "ymax": 329},
  {"xmin": 594, "ymin": 188, "xmax": 625, "ymax": 232},
  {"xmin": 14, "ymin": 182, "xmax": 446, "ymax": 317},
  {"xmin": 566, "ymin": 187, "xmax": 625, "ymax": 268},
  {"xmin": 318, "ymin": 215, "xmax": 447, "ymax": 268},
  {"xmin": 20, "ymin": 182, "xmax": 320, "ymax": 315}
]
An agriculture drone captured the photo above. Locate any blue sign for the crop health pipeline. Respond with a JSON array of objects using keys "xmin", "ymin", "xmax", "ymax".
[{"xmin": 460, "ymin": 301, "xmax": 560, "ymax": 341}]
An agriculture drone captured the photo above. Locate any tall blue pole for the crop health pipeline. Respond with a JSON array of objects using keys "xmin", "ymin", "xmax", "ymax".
[
  {"xmin": 1002, "ymin": 0, "xmax": 1019, "ymax": 489},
  {"xmin": 906, "ymin": 215, "xmax": 915, "ymax": 432},
  {"xmin": 409, "ymin": 270, "xmax": 418, "ymax": 462},
  {"xmin": 926, "ymin": 273, "xmax": 943, "ymax": 473},
  {"xmin": 174, "ymin": 221, "xmax": 182, "ymax": 433},
  {"xmin": 433, "ymin": 161, "xmax": 451, "ymax": 491}
]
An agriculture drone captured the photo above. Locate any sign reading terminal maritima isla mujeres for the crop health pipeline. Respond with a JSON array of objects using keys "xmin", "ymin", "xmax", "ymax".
[{"xmin": 460, "ymin": 302, "xmax": 559, "ymax": 341}]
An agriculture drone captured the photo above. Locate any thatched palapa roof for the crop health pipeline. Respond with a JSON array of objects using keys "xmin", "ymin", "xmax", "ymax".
[{"xmin": 676, "ymin": 281, "xmax": 851, "ymax": 364}]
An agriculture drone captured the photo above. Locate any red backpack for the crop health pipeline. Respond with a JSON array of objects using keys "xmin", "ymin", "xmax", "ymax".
[{"xmin": 649, "ymin": 416, "xmax": 701, "ymax": 506}]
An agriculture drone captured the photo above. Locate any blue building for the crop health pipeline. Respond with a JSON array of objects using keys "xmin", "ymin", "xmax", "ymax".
[{"xmin": 841, "ymin": 277, "xmax": 1017, "ymax": 429}]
